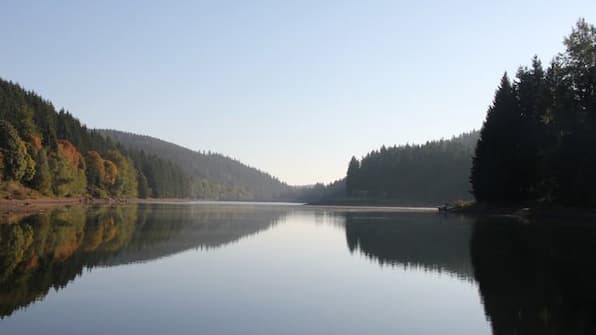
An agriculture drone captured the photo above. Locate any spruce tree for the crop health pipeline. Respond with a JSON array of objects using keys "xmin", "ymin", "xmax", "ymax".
[
  {"xmin": 558, "ymin": 18, "xmax": 596, "ymax": 205},
  {"xmin": 346, "ymin": 156, "xmax": 360, "ymax": 196},
  {"xmin": 471, "ymin": 74, "xmax": 522, "ymax": 203},
  {"xmin": 514, "ymin": 57, "xmax": 548, "ymax": 201}
]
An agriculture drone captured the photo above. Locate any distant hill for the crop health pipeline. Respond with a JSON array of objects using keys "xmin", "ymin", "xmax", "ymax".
[{"xmin": 98, "ymin": 129, "xmax": 292, "ymax": 201}]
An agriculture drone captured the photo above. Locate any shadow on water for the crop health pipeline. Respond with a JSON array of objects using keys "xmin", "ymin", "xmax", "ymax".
[{"xmin": 0, "ymin": 204, "xmax": 288, "ymax": 318}]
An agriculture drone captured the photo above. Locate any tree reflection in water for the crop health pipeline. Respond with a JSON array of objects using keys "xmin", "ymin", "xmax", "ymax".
[{"xmin": 0, "ymin": 204, "xmax": 287, "ymax": 318}]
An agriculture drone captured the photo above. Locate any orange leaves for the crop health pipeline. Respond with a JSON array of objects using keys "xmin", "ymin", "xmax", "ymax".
[
  {"xmin": 85, "ymin": 150, "xmax": 119, "ymax": 188},
  {"xmin": 57, "ymin": 140, "xmax": 85, "ymax": 170},
  {"xmin": 29, "ymin": 135, "xmax": 42, "ymax": 151}
]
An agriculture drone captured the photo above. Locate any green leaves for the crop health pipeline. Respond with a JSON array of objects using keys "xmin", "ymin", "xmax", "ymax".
[{"xmin": 0, "ymin": 121, "xmax": 35, "ymax": 183}]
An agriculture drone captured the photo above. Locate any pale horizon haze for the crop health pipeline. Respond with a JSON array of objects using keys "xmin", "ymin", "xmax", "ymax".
[{"xmin": 2, "ymin": 1, "xmax": 595, "ymax": 185}]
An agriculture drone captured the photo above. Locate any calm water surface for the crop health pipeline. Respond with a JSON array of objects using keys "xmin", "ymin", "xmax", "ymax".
[{"xmin": 1, "ymin": 203, "xmax": 595, "ymax": 334}]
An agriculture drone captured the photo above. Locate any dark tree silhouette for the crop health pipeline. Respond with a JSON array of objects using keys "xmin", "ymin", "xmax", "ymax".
[{"xmin": 471, "ymin": 19, "xmax": 596, "ymax": 206}]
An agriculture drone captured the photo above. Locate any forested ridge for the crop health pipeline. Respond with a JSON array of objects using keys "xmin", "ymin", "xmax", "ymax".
[
  {"xmin": 0, "ymin": 79, "xmax": 247, "ymax": 200},
  {"xmin": 98, "ymin": 129, "xmax": 293, "ymax": 200}
]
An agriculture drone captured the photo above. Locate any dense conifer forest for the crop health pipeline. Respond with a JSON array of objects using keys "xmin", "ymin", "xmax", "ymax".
[
  {"xmin": 342, "ymin": 19, "xmax": 596, "ymax": 208},
  {"xmin": 344, "ymin": 131, "xmax": 478, "ymax": 205},
  {"xmin": 471, "ymin": 19, "xmax": 596, "ymax": 207}
]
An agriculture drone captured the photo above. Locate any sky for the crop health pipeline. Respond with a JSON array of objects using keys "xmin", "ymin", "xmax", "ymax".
[{"xmin": 1, "ymin": 1, "xmax": 595, "ymax": 185}]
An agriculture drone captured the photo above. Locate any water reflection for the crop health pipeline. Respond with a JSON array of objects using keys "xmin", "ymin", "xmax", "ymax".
[
  {"xmin": 344, "ymin": 212, "xmax": 475, "ymax": 279},
  {"xmin": 471, "ymin": 216, "xmax": 596, "ymax": 334},
  {"xmin": 0, "ymin": 204, "xmax": 287, "ymax": 318},
  {"xmin": 2, "ymin": 205, "xmax": 596, "ymax": 334}
]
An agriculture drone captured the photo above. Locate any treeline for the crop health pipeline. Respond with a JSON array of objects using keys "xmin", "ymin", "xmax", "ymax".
[
  {"xmin": 471, "ymin": 19, "xmax": 596, "ymax": 206},
  {"xmin": 0, "ymin": 79, "xmax": 192, "ymax": 199},
  {"xmin": 344, "ymin": 131, "xmax": 478, "ymax": 204},
  {"xmin": 280, "ymin": 178, "xmax": 346, "ymax": 203}
]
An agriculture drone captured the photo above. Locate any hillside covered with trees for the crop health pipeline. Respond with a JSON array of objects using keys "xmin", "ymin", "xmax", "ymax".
[
  {"xmin": 98, "ymin": 129, "xmax": 293, "ymax": 201},
  {"xmin": 0, "ymin": 79, "xmax": 279, "ymax": 200},
  {"xmin": 0, "ymin": 79, "xmax": 138, "ymax": 198},
  {"xmin": 342, "ymin": 131, "xmax": 479, "ymax": 205},
  {"xmin": 471, "ymin": 19, "xmax": 596, "ymax": 207}
]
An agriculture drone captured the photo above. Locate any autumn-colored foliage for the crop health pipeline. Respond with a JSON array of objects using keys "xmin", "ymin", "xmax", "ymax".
[
  {"xmin": 57, "ymin": 140, "xmax": 85, "ymax": 170},
  {"xmin": 29, "ymin": 135, "xmax": 42, "ymax": 151},
  {"xmin": 50, "ymin": 140, "xmax": 87, "ymax": 196},
  {"xmin": 0, "ymin": 206, "xmax": 138, "ymax": 317},
  {"xmin": 0, "ymin": 78, "xmax": 188, "ymax": 200}
]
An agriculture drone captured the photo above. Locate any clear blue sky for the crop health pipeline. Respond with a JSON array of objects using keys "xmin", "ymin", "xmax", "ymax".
[{"xmin": 1, "ymin": 1, "xmax": 594, "ymax": 185}]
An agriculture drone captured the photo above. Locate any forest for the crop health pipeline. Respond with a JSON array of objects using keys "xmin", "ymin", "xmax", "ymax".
[
  {"xmin": 0, "ymin": 79, "xmax": 197, "ymax": 199},
  {"xmin": 0, "ymin": 77, "xmax": 345, "ymax": 202},
  {"xmin": 3, "ymin": 19, "xmax": 594, "ymax": 207},
  {"xmin": 343, "ymin": 19, "xmax": 596, "ymax": 208},
  {"xmin": 98, "ymin": 129, "xmax": 293, "ymax": 200},
  {"xmin": 471, "ymin": 19, "xmax": 596, "ymax": 206},
  {"xmin": 344, "ymin": 131, "xmax": 478, "ymax": 205},
  {"xmin": 0, "ymin": 79, "xmax": 315, "ymax": 200}
]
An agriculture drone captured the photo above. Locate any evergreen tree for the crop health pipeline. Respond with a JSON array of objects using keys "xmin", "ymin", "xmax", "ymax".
[
  {"xmin": 557, "ymin": 18, "xmax": 596, "ymax": 205},
  {"xmin": 470, "ymin": 19, "xmax": 596, "ymax": 206},
  {"xmin": 471, "ymin": 74, "xmax": 522, "ymax": 203},
  {"xmin": 136, "ymin": 170, "xmax": 151, "ymax": 198},
  {"xmin": 346, "ymin": 156, "xmax": 360, "ymax": 196},
  {"xmin": 513, "ymin": 57, "xmax": 548, "ymax": 200}
]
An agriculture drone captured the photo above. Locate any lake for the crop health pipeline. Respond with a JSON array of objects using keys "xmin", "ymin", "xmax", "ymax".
[{"xmin": 1, "ymin": 203, "xmax": 595, "ymax": 334}]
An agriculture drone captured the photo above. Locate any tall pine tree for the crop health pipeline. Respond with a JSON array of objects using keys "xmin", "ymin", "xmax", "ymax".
[{"xmin": 471, "ymin": 74, "xmax": 523, "ymax": 203}]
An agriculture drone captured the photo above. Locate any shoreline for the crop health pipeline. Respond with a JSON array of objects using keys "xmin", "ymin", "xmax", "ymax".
[
  {"xmin": 0, "ymin": 197, "xmax": 302, "ymax": 215},
  {"xmin": 446, "ymin": 202, "xmax": 596, "ymax": 220},
  {"xmin": 307, "ymin": 198, "xmax": 446, "ymax": 208},
  {"xmin": 5, "ymin": 197, "xmax": 596, "ymax": 220},
  {"xmin": 0, "ymin": 197, "xmax": 130, "ymax": 216}
]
